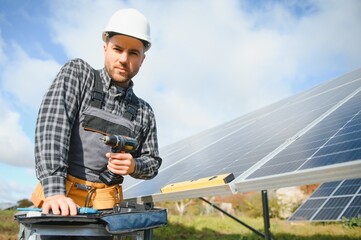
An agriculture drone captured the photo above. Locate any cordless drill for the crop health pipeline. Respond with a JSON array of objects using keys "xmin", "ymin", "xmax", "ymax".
[{"xmin": 99, "ymin": 135, "xmax": 138, "ymax": 185}]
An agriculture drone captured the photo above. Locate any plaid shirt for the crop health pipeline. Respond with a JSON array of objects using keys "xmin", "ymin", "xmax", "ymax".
[{"xmin": 35, "ymin": 58, "xmax": 162, "ymax": 197}]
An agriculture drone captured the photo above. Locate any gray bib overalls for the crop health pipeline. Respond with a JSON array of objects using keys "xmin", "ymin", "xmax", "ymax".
[{"xmin": 67, "ymin": 69, "xmax": 139, "ymax": 183}]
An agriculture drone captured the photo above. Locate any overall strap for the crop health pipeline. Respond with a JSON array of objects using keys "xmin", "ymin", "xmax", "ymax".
[
  {"xmin": 90, "ymin": 68, "xmax": 139, "ymax": 121},
  {"xmin": 123, "ymin": 93, "xmax": 139, "ymax": 121},
  {"xmin": 91, "ymin": 69, "xmax": 104, "ymax": 108}
]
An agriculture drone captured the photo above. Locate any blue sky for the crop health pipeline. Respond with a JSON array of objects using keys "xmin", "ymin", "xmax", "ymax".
[{"xmin": 0, "ymin": 0, "xmax": 360, "ymax": 203}]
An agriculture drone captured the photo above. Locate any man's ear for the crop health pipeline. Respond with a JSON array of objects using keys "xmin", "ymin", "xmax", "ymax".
[{"xmin": 140, "ymin": 54, "xmax": 146, "ymax": 66}]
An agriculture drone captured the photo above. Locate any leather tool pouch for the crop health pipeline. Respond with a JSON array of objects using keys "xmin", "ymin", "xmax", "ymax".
[{"xmin": 92, "ymin": 185, "xmax": 123, "ymax": 210}]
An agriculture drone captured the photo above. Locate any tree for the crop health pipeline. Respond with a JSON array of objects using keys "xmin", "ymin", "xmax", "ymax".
[
  {"xmin": 175, "ymin": 199, "xmax": 193, "ymax": 216},
  {"xmin": 17, "ymin": 199, "xmax": 33, "ymax": 208}
]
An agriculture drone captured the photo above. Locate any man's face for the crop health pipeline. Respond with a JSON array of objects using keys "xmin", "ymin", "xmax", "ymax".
[{"xmin": 104, "ymin": 34, "xmax": 146, "ymax": 87}]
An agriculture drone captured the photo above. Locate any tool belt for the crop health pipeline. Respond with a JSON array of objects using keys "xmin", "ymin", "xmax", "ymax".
[{"xmin": 31, "ymin": 175, "xmax": 123, "ymax": 210}]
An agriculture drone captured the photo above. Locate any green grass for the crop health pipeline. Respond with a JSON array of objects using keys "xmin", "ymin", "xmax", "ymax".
[
  {"xmin": 153, "ymin": 215, "xmax": 361, "ymax": 240},
  {"xmin": 2, "ymin": 210, "xmax": 361, "ymax": 240},
  {"xmin": 0, "ymin": 210, "xmax": 18, "ymax": 240}
]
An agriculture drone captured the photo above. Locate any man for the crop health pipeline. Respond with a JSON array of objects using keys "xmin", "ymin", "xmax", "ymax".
[{"xmin": 32, "ymin": 8, "xmax": 162, "ymax": 217}]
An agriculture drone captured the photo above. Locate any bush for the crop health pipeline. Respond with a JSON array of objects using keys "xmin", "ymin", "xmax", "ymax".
[
  {"xmin": 342, "ymin": 215, "xmax": 361, "ymax": 228},
  {"xmin": 17, "ymin": 199, "xmax": 32, "ymax": 208}
]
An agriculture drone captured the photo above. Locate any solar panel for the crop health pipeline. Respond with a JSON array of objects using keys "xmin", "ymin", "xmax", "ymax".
[
  {"xmin": 289, "ymin": 178, "xmax": 361, "ymax": 222},
  {"xmin": 122, "ymin": 68, "xmax": 361, "ymax": 202},
  {"xmin": 244, "ymin": 90, "xmax": 361, "ymax": 178}
]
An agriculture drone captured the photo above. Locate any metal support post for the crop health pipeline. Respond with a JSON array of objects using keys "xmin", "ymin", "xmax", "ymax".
[
  {"xmin": 261, "ymin": 190, "xmax": 272, "ymax": 240},
  {"xmin": 143, "ymin": 202, "xmax": 154, "ymax": 240}
]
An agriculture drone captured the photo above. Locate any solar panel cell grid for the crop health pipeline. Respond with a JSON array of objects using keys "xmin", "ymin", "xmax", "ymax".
[
  {"xmin": 313, "ymin": 197, "xmax": 352, "ymax": 220},
  {"xmin": 247, "ymin": 90, "xmax": 361, "ymax": 179},
  {"xmin": 308, "ymin": 182, "xmax": 339, "ymax": 197},
  {"xmin": 288, "ymin": 199, "xmax": 326, "ymax": 221},
  {"xmin": 289, "ymin": 178, "xmax": 361, "ymax": 222},
  {"xmin": 342, "ymin": 196, "xmax": 361, "ymax": 219},
  {"xmin": 334, "ymin": 179, "xmax": 361, "ymax": 195},
  {"xmin": 301, "ymin": 149, "xmax": 361, "ymax": 169}
]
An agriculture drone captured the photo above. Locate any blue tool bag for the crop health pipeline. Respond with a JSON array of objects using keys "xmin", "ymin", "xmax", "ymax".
[
  {"xmin": 102, "ymin": 209, "xmax": 167, "ymax": 234},
  {"xmin": 101, "ymin": 202, "xmax": 167, "ymax": 234}
]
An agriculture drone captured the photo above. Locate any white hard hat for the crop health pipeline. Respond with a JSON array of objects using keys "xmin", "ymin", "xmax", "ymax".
[{"xmin": 102, "ymin": 8, "xmax": 151, "ymax": 51}]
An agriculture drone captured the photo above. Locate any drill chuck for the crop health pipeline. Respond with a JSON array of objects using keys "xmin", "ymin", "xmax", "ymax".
[{"xmin": 101, "ymin": 135, "xmax": 138, "ymax": 152}]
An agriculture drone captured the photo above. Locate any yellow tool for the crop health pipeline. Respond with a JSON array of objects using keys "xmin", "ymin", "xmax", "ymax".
[{"xmin": 160, "ymin": 173, "xmax": 234, "ymax": 193}]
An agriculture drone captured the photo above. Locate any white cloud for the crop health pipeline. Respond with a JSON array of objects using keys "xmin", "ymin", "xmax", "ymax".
[
  {"xmin": 47, "ymin": 0, "xmax": 130, "ymax": 68},
  {"xmin": 0, "ymin": 34, "xmax": 60, "ymax": 168},
  {"xmin": 0, "ymin": 30, "xmax": 6, "ymax": 65},
  {"xmin": 282, "ymin": 0, "xmax": 361, "ymax": 83},
  {"xmin": 1, "ymin": 43, "xmax": 61, "ymax": 110},
  {"xmin": 0, "ymin": 164, "xmax": 36, "ymax": 202},
  {"xmin": 0, "ymin": 101, "xmax": 34, "ymax": 167}
]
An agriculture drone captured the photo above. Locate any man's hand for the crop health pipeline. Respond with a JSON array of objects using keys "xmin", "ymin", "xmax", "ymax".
[
  {"xmin": 106, "ymin": 152, "xmax": 135, "ymax": 175},
  {"xmin": 42, "ymin": 194, "xmax": 78, "ymax": 216}
]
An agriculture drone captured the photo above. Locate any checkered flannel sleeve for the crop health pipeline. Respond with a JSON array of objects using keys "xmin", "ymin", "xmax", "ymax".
[
  {"xmin": 34, "ymin": 59, "xmax": 91, "ymax": 197},
  {"xmin": 131, "ymin": 102, "xmax": 162, "ymax": 179}
]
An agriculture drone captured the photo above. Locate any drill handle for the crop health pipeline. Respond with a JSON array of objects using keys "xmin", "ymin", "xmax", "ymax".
[{"xmin": 111, "ymin": 148, "xmax": 126, "ymax": 154}]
